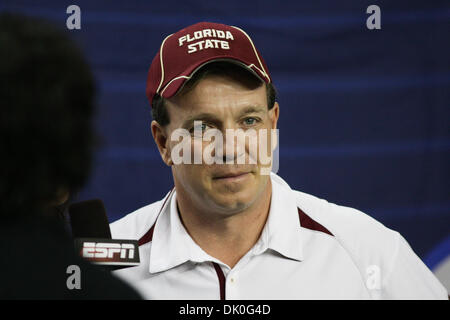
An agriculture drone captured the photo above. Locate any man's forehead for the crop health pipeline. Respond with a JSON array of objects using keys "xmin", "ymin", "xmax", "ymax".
[{"xmin": 171, "ymin": 77, "xmax": 265, "ymax": 107}]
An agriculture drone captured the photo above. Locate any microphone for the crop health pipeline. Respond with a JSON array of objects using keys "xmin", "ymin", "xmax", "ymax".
[
  {"xmin": 68, "ymin": 199, "xmax": 140, "ymax": 270},
  {"xmin": 69, "ymin": 199, "xmax": 111, "ymax": 239}
]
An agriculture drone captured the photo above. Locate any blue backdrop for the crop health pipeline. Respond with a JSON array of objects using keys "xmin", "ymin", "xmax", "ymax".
[{"xmin": 2, "ymin": 0, "xmax": 449, "ymax": 272}]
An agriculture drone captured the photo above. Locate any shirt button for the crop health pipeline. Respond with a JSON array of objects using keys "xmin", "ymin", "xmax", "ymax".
[{"xmin": 230, "ymin": 278, "xmax": 235, "ymax": 283}]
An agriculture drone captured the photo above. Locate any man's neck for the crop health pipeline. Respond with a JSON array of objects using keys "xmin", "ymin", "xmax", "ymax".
[{"xmin": 175, "ymin": 180, "xmax": 272, "ymax": 269}]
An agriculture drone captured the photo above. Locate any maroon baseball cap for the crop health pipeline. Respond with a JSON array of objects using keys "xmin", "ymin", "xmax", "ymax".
[{"xmin": 146, "ymin": 22, "xmax": 272, "ymax": 107}]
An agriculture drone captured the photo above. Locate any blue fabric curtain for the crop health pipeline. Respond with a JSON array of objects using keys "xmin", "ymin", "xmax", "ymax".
[{"xmin": 2, "ymin": 0, "xmax": 449, "ymax": 266}]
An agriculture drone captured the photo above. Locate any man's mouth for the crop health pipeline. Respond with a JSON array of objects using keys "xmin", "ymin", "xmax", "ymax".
[{"xmin": 213, "ymin": 171, "xmax": 251, "ymax": 181}]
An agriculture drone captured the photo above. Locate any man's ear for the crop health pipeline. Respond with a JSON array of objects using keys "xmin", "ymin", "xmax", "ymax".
[
  {"xmin": 151, "ymin": 120, "xmax": 173, "ymax": 166},
  {"xmin": 268, "ymin": 102, "xmax": 279, "ymax": 152},
  {"xmin": 269, "ymin": 102, "xmax": 280, "ymax": 129}
]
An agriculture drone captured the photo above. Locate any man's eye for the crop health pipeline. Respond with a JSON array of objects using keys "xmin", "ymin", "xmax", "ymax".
[
  {"xmin": 243, "ymin": 117, "xmax": 258, "ymax": 126},
  {"xmin": 191, "ymin": 123, "xmax": 208, "ymax": 133},
  {"xmin": 195, "ymin": 124, "xmax": 205, "ymax": 131}
]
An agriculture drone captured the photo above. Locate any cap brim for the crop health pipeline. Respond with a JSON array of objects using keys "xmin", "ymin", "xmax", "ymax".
[{"xmin": 159, "ymin": 57, "xmax": 266, "ymax": 99}]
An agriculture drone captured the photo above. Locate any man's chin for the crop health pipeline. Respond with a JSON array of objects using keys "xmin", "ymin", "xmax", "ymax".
[{"xmin": 204, "ymin": 188, "xmax": 257, "ymax": 215}]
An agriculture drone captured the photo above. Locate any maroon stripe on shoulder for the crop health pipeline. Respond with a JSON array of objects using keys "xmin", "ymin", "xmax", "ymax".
[
  {"xmin": 212, "ymin": 262, "xmax": 226, "ymax": 300},
  {"xmin": 138, "ymin": 188, "xmax": 174, "ymax": 246},
  {"xmin": 298, "ymin": 208, "xmax": 334, "ymax": 236}
]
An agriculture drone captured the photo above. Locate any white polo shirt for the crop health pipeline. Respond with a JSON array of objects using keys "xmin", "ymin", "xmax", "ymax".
[{"xmin": 110, "ymin": 173, "xmax": 448, "ymax": 299}]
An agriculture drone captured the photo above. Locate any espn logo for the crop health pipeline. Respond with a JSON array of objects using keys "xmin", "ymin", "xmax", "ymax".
[
  {"xmin": 74, "ymin": 238, "xmax": 140, "ymax": 269},
  {"xmin": 83, "ymin": 242, "xmax": 135, "ymax": 259}
]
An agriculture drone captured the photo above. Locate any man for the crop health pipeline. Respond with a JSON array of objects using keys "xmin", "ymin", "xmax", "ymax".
[
  {"xmin": 0, "ymin": 13, "xmax": 140, "ymax": 299},
  {"xmin": 111, "ymin": 22, "xmax": 447, "ymax": 299}
]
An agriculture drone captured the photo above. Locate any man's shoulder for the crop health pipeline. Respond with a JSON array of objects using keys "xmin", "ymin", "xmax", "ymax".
[
  {"xmin": 292, "ymin": 189, "xmax": 448, "ymax": 298},
  {"xmin": 293, "ymin": 189, "xmax": 398, "ymax": 241},
  {"xmin": 271, "ymin": 174, "xmax": 401, "ymax": 260},
  {"xmin": 292, "ymin": 188, "xmax": 400, "ymax": 258},
  {"xmin": 289, "ymin": 186, "xmax": 408, "ymax": 292},
  {"xmin": 272, "ymin": 173, "xmax": 398, "ymax": 249},
  {"xmin": 110, "ymin": 194, "xmax": 168, "ymax": 240}
]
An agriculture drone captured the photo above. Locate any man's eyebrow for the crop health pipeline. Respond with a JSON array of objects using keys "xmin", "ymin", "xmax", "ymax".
[
  {"xmin": 182, "ymin": 113, "xmax": 220, "ymax": 127},
  {"xmin": 181, "ymin": 106, "xmax": 266, "ymax": 128},
  {"xmin": 237, "ymin": 105, "xmax": 266, "ymax": 117}
]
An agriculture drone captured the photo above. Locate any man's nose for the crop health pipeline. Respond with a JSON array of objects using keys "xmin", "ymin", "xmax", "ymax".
[{"xmin": 221, "ymin": 128, "xmax": 246, "ymax": 164}]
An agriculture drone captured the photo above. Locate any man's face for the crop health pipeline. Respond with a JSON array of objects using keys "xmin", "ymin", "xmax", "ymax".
[{"xmin": 153, "ymin": 73, "xmax": 279, "ymax": 216}]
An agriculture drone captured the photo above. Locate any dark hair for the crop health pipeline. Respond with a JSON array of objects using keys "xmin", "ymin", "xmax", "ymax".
[
  {"xmin": 0, "ymin": 13, "xmax": 96, "ymax": 217},
  {"xmin": 151, "ymin": 61, "xmax": 277, "ymax": 126}
]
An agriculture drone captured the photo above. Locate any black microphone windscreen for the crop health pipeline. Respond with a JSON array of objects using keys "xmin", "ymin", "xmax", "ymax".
[{"xmin": 68, "ymin": 199, "xmax": 112, "ymax": 239}]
